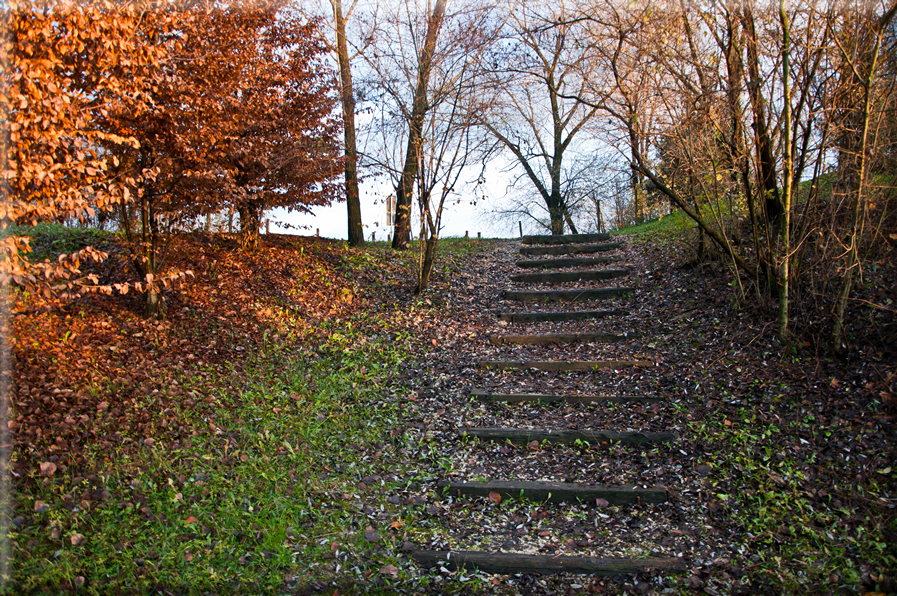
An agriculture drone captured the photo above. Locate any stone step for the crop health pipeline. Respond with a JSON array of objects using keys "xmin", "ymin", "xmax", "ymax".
[
  {"xmin": 478, "ymin": 360, "xmax": 652, "ymax": 371},
  {"xmin": 520, "ymin": 242, "xmax": 621, "ymax": 256},
  {"xmin": 510, "ymin": 269, "xmax": 629, "ymax": 284},
  {"xmin": 412, "ymin": 550, "xmax": 687, "ymax": 576},
  {"xmin": 488, "ymin": 332, "xmax": 636, "ymax": 345},
  {"xmin": 462, "ymin": 427, "xmax": 677, "ymax": 446},
  {"xmin": 503, "ymin": 287, "xmax": 633, "ymax": 302},
  {"xmin": 496, "ymin": 309, "xmax": 625, "ymax": 323},
  {"xmin": 521, "ymin": 233, "xmax": 612, "ymax": 245},
  {"xmin": 516, "ymin": 256, "xmax": 622, "ymax": 269},
  {"xmin": 437, "ymin": 480, "xmax": 667, "ymax": 505},
  {"xmin": 470, "ymin": 390, "xmax": 664, "ymax": 404}
]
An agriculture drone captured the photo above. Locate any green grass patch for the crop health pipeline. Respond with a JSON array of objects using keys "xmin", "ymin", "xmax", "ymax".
[
  {"xmin": 690, "ymin": 410, "xmax": 897, "ymax": 593},
  {"xmin": 613, "ymin": 210, "xmax": 694, "ymax": 238},
  {"xmin": 8, "ymin": 328, "xmax": 421, "ymax": 594},
  {"xmin": 3, "ymin": 223, "xmax": 115, "ymax": 263}
]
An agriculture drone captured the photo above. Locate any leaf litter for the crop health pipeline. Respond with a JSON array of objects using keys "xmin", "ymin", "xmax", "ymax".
[{"xmin": 6, "ymin": 232, "xmax": 896, "ymax": 595}]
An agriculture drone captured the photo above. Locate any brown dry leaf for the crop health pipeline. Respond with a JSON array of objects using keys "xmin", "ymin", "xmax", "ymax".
[
  {"xmin": 390, "ymin": 520, "xmax": 403, "ymax": 529},
  {"xmin": 364, "ymin": 526, "xmax": 380, "ymax": 543},
  {"xmin": 184, "ymin": 516, "xmax": 199, "ymax": 524},
  {"xmin": 830, "ymin": 378, "xmax": 842, "ymax": 389},
  {"xmin": 184, "ymin": 552, "xmax": 193, "ymax": 562},
  {"xmin": 39, "ymin": 462, "xmax": 57, "ymax": 476},
  {"xmin": 379, "ymin": 564, "xmax": 399, "ymax": 577},
  {"xmin": 488, "ymin": 491, "xmax": 502, "ymax": 504},
  {"xmin": 70, "ymin": 533, "xmax": 85, "ymax": 546},
  {"xmin": 723, "ymin": 419, "xmax": 732, "ymax": 427},
  {"xmin": 34, "ymin": 500, "xmax": 49, "ymax": 513}
]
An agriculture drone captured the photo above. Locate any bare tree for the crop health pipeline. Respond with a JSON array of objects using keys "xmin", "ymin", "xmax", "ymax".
[
  {"xmin": 331, "ymin": 0, "xmax": 366, "ymax": 246},
  {"xmin": 385, "ymin": 0, "xmax": 448, "ymax": 250},
  {"xmin": 477, "ymin": 0, "xmax": 602, "ymax": 235}
]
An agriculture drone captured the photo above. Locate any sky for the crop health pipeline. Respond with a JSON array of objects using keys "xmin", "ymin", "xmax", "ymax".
[{"xmin": 268, "ymin": 159, "xmax": 531, "ymax": 241}]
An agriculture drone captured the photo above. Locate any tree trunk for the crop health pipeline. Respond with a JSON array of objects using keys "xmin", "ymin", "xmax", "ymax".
[
  {"xmin": 742, "ymin": 6, "xmax": 785, "ymax": 236},
  {"xmin": 777, "ymin": 1, "xmax": 793, "ymax": 342},
  {"xmin": 831, "ymin": 3, "xmax": 896, "ymax": 353},
  {"xmin": 392, "ymin": 0, "xmax": 447, "ymax": 250},
  {"xmin": 563, "ymin": 208, "xmax": 578, "ymax": 235},
  {"xmin": 628, "ymin": 124, "xmax": 644, "ymax": 224},
  {"xmin": 416, "ymin": 237, "xmax": 439, "ymax": 293},
  {"xmin": 238, "ymin": 201, "xmax": 262, "ymax": 252},
  {"xmin": 332, "ymin": 0, "xmax": 364, "ymax": 247}
]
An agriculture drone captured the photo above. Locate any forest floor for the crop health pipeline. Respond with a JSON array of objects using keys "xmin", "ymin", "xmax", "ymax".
[{"xmin": 4, "ymin": 225, "xmax": 896, "ymax": 595}]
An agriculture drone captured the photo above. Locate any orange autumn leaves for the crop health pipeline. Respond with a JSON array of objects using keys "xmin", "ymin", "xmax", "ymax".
[{"xmin": 2, "ymin": 0, "xmax": 342, "ymax": 311}]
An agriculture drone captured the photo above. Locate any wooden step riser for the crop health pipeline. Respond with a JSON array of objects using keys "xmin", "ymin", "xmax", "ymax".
[
  {"xmin": 503, "ymin": 288, "xmax": 633, "ymax": 302},
  {"xmin": 438, "ymin": 480, "xmax": 667, "ymax": 505},
  {"xmin": 471, "ymin": 391, "xmax": 665, "ymax": 404},
  {"xmin": 488, "ymin": 332, "xmax": 636, "ymax": 345},
  {"xmin": 479, "ymin": 360, "xmax": 652, "ymax": 371},
  {"xmin": 496, "ymin": 309, "xmax": 625, "ymax": 323},
  {"xmin": 413, "ymin": 551, "xmax": 687, "ymax": 575},
  {"xmin": 516, "ymin": 256, "xmax": 622, "ymax": 269},
  {"xmin": 462, "ymin": 428, "xmax": 677, "ymax": 445},
  {"xmin": 520, "ymin": 243, "xmax": 621, "ymax": 256},
  {"xmin": 521, "ymin": 233, "xmax": 612, "ymax": 245},
  {"xmin": 510, "ymin": 270, "xmax": 630, "ymax": 284}
]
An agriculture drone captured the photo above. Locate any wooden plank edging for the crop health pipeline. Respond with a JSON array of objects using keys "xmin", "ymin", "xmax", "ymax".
[
  {"xmin": 461, "ymin": 427, "xmax": 677, "ymax": 445},
  {"xmin": 478, "ymin": 360, "xmax": 652, "ymax": 371},
  {"xmin": 496, "ymin": 309, "xmax": 625, "ymax": 323},
  {"xmin": 412, "ymin": 550, "xmax": 687, "ymax": 575},
  {"xmin": 487, "ymin": 332, "xmax": 637, "ymax": 345},
  {"xmin": 470, "ymin": 391, "xmax": 665, "ymax": 404},
  {"xmin": 503, "ymin": 287, "xmax": 633, "ymax": 302},
  {"xmin": 437, "ymin": 480, "xmax": 667, "ymax": 504},
  {"xmin": 520, "ymin": 243, "xmax": 621, "ymax": 256},
  {"xmin": 510, "ymin": 269, "xmax": 630, "ymax": 284},
  {"xmin": 521, "ymin": 233, "xmax": 612, "ymax": 245},
  {"xmin": 516, "ymin": 256, "xmax": 622, "ymax": 268}
]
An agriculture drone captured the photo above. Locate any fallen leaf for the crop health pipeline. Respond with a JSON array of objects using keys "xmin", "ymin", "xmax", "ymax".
[
  {"xmin": 595, "ymin": 498, "xmax": 610, "ymax": 508},
  {"xmin": 830, "ymin": 378, "xmax": 842, "ymax": 389},
  {"xmin": 364, "ymin": 526, "xmax": 380, "ymax": 543},
  {"xmin": 40, "ymin": 462, "xmax": 57, "ymax": 476},
  {"xmin": 184, "ymin": 552, "xmax": 193, "ymax": 562},
  {"xmin": 34, "ymin": 500, "xmax": 49, "ymax": 513},
  {"xmin": 184, "ymin": 516, "xmax": 199, "ymax": 524},
  {"xmin": 379, "ymin": 564, "xmax": 398, "ymax": 577},
  {"xmin": 70, "ymin": 533, "xmax": 85, "ymax": 546},
  {"xmin": 488, "ymin": 491, "xmax": 502, "ymax": 504},
  {"xmin": 390, "ymin": 520, "xmax": 403, "ymax": 529},
  {"xmin": 723, "ymin": 419, "xmax": 732, "ymax": 427},
  {"xmin": 143, "ymin": 438, "xmax": 154, "ymax": 447}
]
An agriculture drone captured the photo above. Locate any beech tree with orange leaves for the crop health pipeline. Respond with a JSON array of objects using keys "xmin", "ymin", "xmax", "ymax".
[
  {"xmin": 104, "ymin": 2, "xmax": 342, "ymax": 313},
  {"xmin": 3, "ymin": 0, "xmax": 343, "ymax": 316},
  {"xmin": 1, "ymin": 0, "xmax": 160, "ymax": 295}
]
